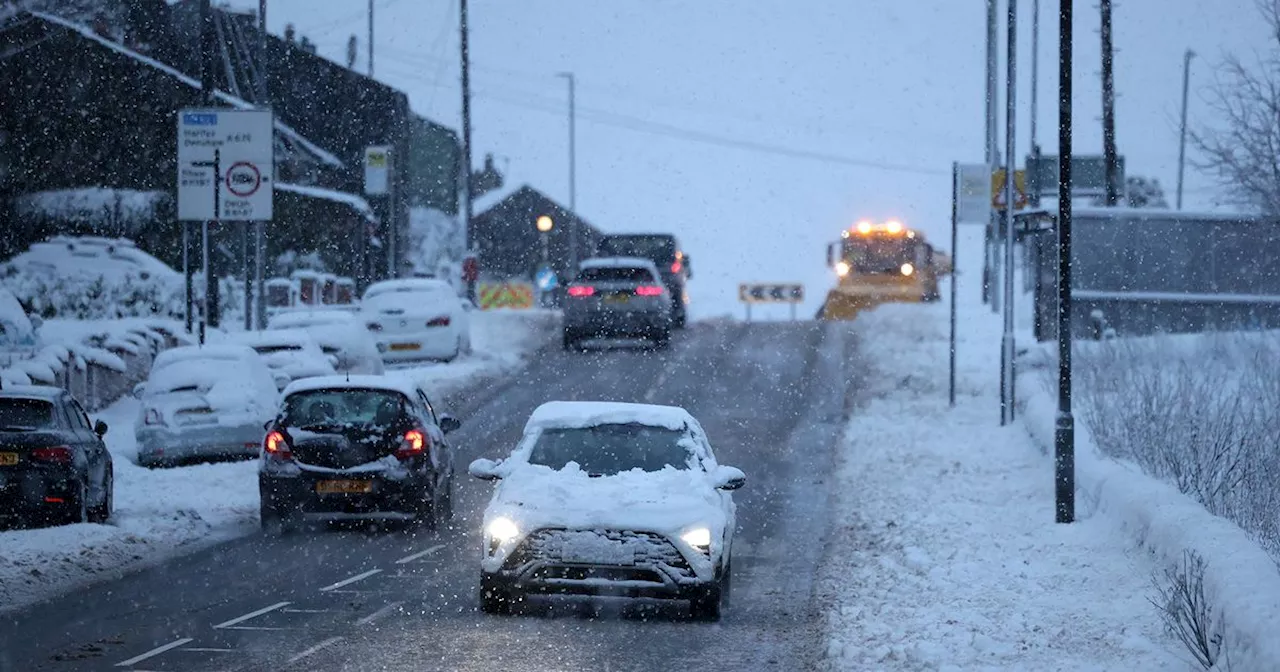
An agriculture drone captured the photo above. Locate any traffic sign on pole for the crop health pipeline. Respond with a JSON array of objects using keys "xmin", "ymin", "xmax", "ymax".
[
  {"xmin": 177, "ymin": 108, "xmax": 274, "ymax": 221},
  {"xmin": 364, "ymin": 145, "xmax": 390, "ymax": 195},
  {"xmin": 991, "ymin": 168, "xmax": 1027, "ymax": 210},
  {"xmin": 957, "ymin": 163, "xmax": 992, "ymax": 223}
]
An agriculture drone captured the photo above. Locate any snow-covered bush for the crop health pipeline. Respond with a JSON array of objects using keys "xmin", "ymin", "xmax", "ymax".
[{"xmin": 1, "ymin": 270, "xmax": 184, "ymax": 320}]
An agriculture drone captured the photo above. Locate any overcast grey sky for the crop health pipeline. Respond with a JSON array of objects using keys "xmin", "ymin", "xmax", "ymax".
[{"xmin": 230, "ymin": 0, "xmax": 1266, "ymax": 317}]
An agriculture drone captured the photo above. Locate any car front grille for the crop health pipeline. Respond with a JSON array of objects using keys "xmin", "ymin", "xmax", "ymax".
[{"xmin": 504, "ymin": 528, "xmax": 694, "ymax": 579}]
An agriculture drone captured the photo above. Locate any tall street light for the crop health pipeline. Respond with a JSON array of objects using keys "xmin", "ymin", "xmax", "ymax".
[
  {"xmin": 1176, "ymin": 49, "xmax": 1196, "ymax": 210},
  {"xmin": 459, "ymin": 0, "xmax": 476, "ymax": 302},
  {"xmin": 1056, "ymin": 0, "xmax": 1076, "ymax": 524},
  {"xmin": 557, "ymin": 72, "xmax": 577, "ymax": 272},
  {"xmin": 536, "ymin": 214, "xmax": 553, "ymax": 267}
]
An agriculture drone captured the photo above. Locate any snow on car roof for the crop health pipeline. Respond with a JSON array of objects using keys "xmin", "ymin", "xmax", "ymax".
[
  {"xmin": 0, "ymin": 384, "xmax": 63, "ymax": 400},
  {"xmin": 282, "ymin": 374, "xmax": 422, "ymax": 400},
  {"xmin": 364, "ymin": 278, "xmax": 453, "ymax": 297},
  {"xmin": 268, "ymin": 310, "xmax": 358, "ymax": 328},
  {"xmin": 153, "ymin": 344, "xmax": 257, "ymax": 367},
  {"xmin": 224, "ymin": 329, "xmax": 317, "ymax": 348},
  {"xmin": 578, "ymin": 256, "xmax": 661, "ymax": 272},
  {"xmin": 525, "ymin": 401, "xmax": 694, "ymax": 432}
]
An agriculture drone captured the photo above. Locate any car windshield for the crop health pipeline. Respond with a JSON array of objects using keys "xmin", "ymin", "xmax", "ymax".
[
  {"xmin": 0, "ymin": 398, "xmax": 55, "ymax": 430},
  {"xmin": 576, "ymin": 267, "xmax": 654, "ymax": 283},
  {"xmin": 527, "ymin": 423, "xmax": 691, "ymax": 475},
  {"xmin": 843, "ymin": 237, "xmax": 918, "ymax": 273},
  {"xmin": 283, "ymin": 389, "xmax": 407, "ymax": 429}
]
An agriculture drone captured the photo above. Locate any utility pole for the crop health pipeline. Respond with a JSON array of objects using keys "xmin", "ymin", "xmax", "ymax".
[
  {"xmin": 1029, "ymin": 0, "xmax": 1042, "ymax": 208},
  {"xmin": 1056, "ymin": 0, "xmax": 1077, "ymax": 524},
  {"xmin": 254, "ymin": 0, "xmax": 267, "ymax": 330},
  {"xmin": 199, "ymin": 0, "xmax": 217, "ymax": 334},
  {"xmin": 367, "ymin": 0, "xmax": 374, "ymax": 77},
  {"xmin": 983, "ymin": 0, "xmax": 999, "ymax": 308},
  {"xmin": 1176, "ymin": 49, "xmax": 1195, "ymax": 210},
  {"xmin": 459, "ymin": 0, "xmax": 476, "ymax": 302},
  {"xmin": 557, "ymin": 72, "xmax": 577, "ymax": 272},
  {"xmin": 1101, "ymin": 0, "xmax": 1120, "ymax": 206},
  {"xmin": 1000, "ymin": 0, "xmax": 1018, "ymax": 426}
]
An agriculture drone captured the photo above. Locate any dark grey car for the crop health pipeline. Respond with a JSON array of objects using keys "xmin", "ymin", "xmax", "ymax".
[{"xmin": 563, "ymin": 257, "xmax": 673, "ymax": 350}]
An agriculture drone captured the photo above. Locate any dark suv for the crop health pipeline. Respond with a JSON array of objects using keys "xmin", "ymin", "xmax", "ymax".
[
  {"xmin": 259, "ymin": 375, "xmax": 461, "ymax": 533},
  {"xmin": 0, "ymin": 385, "xmax": 112, "ymax": 527},
  {"xmin": 596, "ymin": 234, "xmax": 692, "ymax": 328}
]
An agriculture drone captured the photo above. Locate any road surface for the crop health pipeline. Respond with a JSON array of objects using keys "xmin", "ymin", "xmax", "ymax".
[{"xmin": 0, "ymin": 320, "xmax": 862, "ymax": 671}]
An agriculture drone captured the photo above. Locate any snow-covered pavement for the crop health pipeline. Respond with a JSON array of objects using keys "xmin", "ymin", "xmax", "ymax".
[
  {"xmin": 819, "ymin": 232, "xmax": 1183, "ymax": 670},
  {"xmin": 0, "ymin": 309, "xmax": 554, "ymax": 613}
]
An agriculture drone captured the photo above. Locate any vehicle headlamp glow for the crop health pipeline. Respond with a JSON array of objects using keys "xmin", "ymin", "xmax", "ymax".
[
  {"xmin": 681, "ymin": 527, "xmax": 712, "ymax": 550},
  {"xmin": 835, "ymin": 261, "xmax": 851, "ymax": 277},
  {"xmin": 487, "ymin": 517, "xmax": 520, "ymax": 543},
  {"xmin": 900, "ymin": 263, "xmax": 914, "ymax": 276}
]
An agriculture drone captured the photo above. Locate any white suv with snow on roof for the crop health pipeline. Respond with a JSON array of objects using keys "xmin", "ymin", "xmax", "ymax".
[{"xmin": 468, "ymin": 401, "xmax": 745, "ymax": 620}]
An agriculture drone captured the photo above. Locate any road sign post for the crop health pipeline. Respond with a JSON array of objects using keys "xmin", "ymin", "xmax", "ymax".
[
  {"xmin": 738, "ymin": 283, "xmax": 805, "ymax": 321},
  {"xmin": 365, "ymin": 146, "xmax": 393, "ymax": 280}
]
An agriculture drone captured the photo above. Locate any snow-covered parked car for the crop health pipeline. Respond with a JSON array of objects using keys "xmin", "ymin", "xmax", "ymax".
[
  {"xmin": 469, "ymin": 401, "xmax": 746, "ymax": 620},
  {"xmin": 224, "ymin": 329, "xmax": 337, "ymax": 391},
  {"xmin": 266, "ymin": 310, "xmax": 385, "ymax": 375},
  {"xmin": 360, "ymin": 279, "xmax": 472, "ymax": 363},
  {"xmin": 133, "ymin": 345, "xmax": 281, "ymax": 468},
  {"xmin": 258, "ymin": 375, "xmax": 461, "ymax": 533}
]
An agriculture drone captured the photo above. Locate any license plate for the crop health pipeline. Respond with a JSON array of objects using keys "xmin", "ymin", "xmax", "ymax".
[
  {"xmin": 0, "ymin": 453, "xmax": 16, "ymax": 466},
  {"xmin": 604, "ymin": 294, "xmax": 629, "ymax": 304},
  {"xmin": 316, "ymin": 480, "xmax": 373, "ymax": 494},
  {"xmin": 389, "ymin": 342, "xmax": 421, "ymax": 351},
  {"xmin": 563, "ymin": 542, "xmax": 635, "ymax": 566}
]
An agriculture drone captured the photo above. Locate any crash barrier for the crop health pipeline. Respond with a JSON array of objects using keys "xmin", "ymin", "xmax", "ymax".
[
  {"xmin": 478, "ymin": 282, "xmax": 535, "ymax": 310},
  {"xmin": 0, "ymin": 321, "xmax": 187, "ymax": 411}
]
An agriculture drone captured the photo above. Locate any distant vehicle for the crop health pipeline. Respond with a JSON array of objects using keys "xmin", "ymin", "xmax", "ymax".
[
  {"xmin": 562, "ymin": 257, "xmax": 673, "ymax": 350},
  {"xmin": 259, "ymin": 375, "xmax": 461, "ymax": 534},
  {"xmin": 0, "ymin": 384, "xmax": 112, "ymax": 526},
  {"xmin": 596, "ymin": 234, "xmax": 692, "ymax": 328},
  {"xmin": 225, "ymin": 329, "xmax": 338, "ymax": 390},
  {"xmin": 469, "ymin": 401, "xmax": 744, "ymax": 620},
  {"xmin": 360, "ymin": 279, "xmax": 473, "ymax": 363},
  {"xmin": 133, "ymin": 345, "xmax": 281, "ymax": 468},
  {"xmin": 819, "ymin": 219, "xmax": 951, "ymax": 321},
  {"xmin": 266, "ymin": 310, "xmax": 385, "ymax": 375}
]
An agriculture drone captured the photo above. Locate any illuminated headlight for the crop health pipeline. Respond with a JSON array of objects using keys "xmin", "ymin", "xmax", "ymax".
[
  {"xmin": 681, "ymin": 527, "xmax": 712, "ymax": 552},
  {"xmin": 835, "ymin": 261, "xmax": 851, "ymax": 277},
  {"xmin": 900, "ymin": 263, "xmax": 914, "ymax": 277},
  {"xmin": 487, "ymin": 517, "xmax": 520, "ymax": 543}
]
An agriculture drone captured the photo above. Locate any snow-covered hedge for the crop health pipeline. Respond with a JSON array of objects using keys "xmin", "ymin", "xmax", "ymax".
[{"xmin": 2, "ymin": 271, "xmax": 184, "ymax": 320}]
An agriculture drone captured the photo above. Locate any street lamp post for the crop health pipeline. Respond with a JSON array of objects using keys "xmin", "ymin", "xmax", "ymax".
[
  {"xmin": 536, "ymin": 215, "xmax": 553, "ymax": 267},
  {"xmin": 1056, "ymin": 0, "xmax": 1077, "ymax": 524},
  {"xmin": 556, "ymin": 72, "xmax": 577, "ymax": 272},
  {"xmin": 1176, "ymin": 49, "xmax": 1196, "ymax": 210}
]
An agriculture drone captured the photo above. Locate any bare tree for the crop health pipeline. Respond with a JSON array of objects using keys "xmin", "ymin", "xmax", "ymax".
[{"xmin": 1192, "ymin": 1, "xmax": 1280, "ymax": 213}]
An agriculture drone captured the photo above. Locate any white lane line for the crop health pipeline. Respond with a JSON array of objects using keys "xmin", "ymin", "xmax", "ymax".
[
  {"xmin": 281, "ymin": 608, "xmax": 334, "ymax": 614},
  {"xmin": 319, "ymin": 568, "xmax": 382, "ymax": 592},
  {"xmin": 213, "ymin": 601, "xmax": 291, "ymax": 629},
  {"xmin": 114, "ymin": 637, "xmax": 193, "ymax": 667},
  {"xmin": 355, "ymin": 600, "xmax": 404, "ymax": 626},
  {"xmin": 395, "ymin": 544, "xmax": 447, "ymax": 564},
  {"xmin": 643, "ymin": 369, "xmax": 670, "ymax": 402},
  {"xmin": 286, "ymin": 636, "xmax": 344, "ymax": 664},
  {"xmin": 220, "ymin": 625, "xmax": 293, "ymax": 631},
  {"xmin": 181, "ymin": 647, "xmax": 236, "ymax": 653}
]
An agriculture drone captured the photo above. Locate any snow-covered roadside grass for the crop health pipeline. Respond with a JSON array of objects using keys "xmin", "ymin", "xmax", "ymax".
[{"xmin": 0, "ymin": 309, "xmax": 555, "ymax": 614}]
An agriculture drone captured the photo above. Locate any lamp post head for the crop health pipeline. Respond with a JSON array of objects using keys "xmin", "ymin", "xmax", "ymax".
[{"xmin": 536, "ymin": 215, "xmax": 554, "ymax": 232}]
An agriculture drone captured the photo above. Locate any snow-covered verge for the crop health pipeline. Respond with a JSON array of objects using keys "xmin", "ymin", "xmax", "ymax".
[
  {"xmin": 0, "ymin": 309, "xmax": 556, "ymax": 613},
  {"xmin": 1021, "ymin": 334, "xmax": 1280, "ymax": 670}
]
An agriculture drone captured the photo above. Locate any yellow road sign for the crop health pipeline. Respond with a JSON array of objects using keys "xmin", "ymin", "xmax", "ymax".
[{"xmin": 991, "ymin": 169, "xmax": 1028, "ymax": 210}]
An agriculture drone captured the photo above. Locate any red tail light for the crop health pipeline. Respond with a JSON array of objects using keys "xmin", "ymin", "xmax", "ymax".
[
  {"xmin": 634, "ymin": 285, "xmax": 664, "ymax": 296},
  {"xmin": 671, "ymin": 261, "xmax": 683, "ymax": 274},
  {"xmin": 31, "ymin": 446, "xmax": 73, "ymax": 464},
  {"xmin": 397, "ymin": 429, "xmax": 427, "ymax": 459},
  {"xmin": 567, "ymin": 285, "xmax": 595, "ymax": 297},
  {"xmin": 144, "ymin": 408, "xmax": 165, "ymax": 426},
  {"xmin": 264, "ymin": 430, "xmax": 293, "ymax": 460},
  {"xmin": 426, "ymin": 316, "xmax": 451, "ymax": 327}
]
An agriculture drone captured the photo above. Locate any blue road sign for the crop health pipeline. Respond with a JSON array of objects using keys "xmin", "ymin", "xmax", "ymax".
[{"xmin": 535, "ymin": 267, "xmax": 558, "ymax": 291}]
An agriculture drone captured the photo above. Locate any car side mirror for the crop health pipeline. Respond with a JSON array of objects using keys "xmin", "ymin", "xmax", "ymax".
[
  {"xmin": 132, "ymin": 383, "xmax": 146, "ymax": 399},
  {"xmin": 712, "ymin": 465, "xmax": 746, "ymax": 491},
  {"xmin": 272, "ymin": 372, "xmax": 292, "ymax": 389},
  {"xmin": 263, "ymin": 419, "xmax": 274, "ymax": 431},
  {"xmin": 468, "ymin": 457, "xmax": 502, "ymax": 480},
  {"xmin": 439, "ymin": 414, "xmax": 462, "ymax": 434},
  {"xmin": 93, "ymin": 420, "xmax": 108, "ymax": 437}
]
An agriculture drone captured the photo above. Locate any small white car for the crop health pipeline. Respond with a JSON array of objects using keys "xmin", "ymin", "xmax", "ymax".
[
  {"xmin": 469, "ymin": 401, "xmax": 745, "ymax": 620},
  {"xmin": 224, "ymin": 329, "xmax": 337, "ymax": 391},
  {"xmin": 133, "ymin": 345, "xmax": 281, "ymax": 467},
  {"xmin": 360, "ymin": 279, "xmax": 472, "ymax": 363},
  {"xmin": 266, "ymin": 310, "xmax": 385, "ymax": 375}
]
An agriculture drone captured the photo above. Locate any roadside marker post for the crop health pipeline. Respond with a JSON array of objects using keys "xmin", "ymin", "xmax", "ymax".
[{"xmin": 739, "ymin": 284, "xmax": 805, "ymax": 322}]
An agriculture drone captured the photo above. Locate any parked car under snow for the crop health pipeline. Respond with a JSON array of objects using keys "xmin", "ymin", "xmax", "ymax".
[
  {"xmin": 266, "ymin": 310, "xmax": 385, "ymax": 375},
  {"xmin": 224, "ymin": 329, "xmax": 337, "ymax": 390},
  {"xmin": 469, "ymin": 401, "xmax": 745, "ymax": 620},
  {"xmin": 132, "ymin": 345, "xmax": 280, "ymax": 468},
  {"xmin": 360, "ymin": 279, "xmax": 472, "ymax": 363}
]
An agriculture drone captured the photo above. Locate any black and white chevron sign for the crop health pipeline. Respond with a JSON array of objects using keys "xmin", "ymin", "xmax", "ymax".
[{"xmin": 738, "ymin": 283, "xmax": 804, "ymax": 304}]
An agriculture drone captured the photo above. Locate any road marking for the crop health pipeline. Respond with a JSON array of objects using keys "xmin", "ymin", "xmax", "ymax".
[
  {"xmin": 643, "ymin": 370, "xmax": 670, "ymax": 402},
  {"xmin": 355, "ymin": 600, "xmax": 404, "ymax": 626},
  {"xmin": 213, "ymin": 601, "xmax": 290, "ymax": 629},
  {"xmin": 282, "ymin": 608, "xmax": 334, "ymax": 614},
  {"xmin": 395, "ymin": 544, "xmax": 446, "ymax": 564},
  {"xmin": 181, "ymin": 647, "xmax": 236, "ymax": 653},
  {"xmin": 319, "ymin": 569, "xmax": 382, "ymax": 592},
  {"xmin": 114, "ymin": 637, "xmax": 193, "ymax": 667},
  {"xmin": 220, "ymin": 625, "xmax": 293, "ymax": 631},
  {"xmin": 286, "ymin": 636, "xmax": 344, "ymax": 664}
]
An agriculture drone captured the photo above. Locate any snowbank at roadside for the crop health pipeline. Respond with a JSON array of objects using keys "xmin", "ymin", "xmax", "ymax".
[{"xmin": 403, "ymin": 308, "xmax": 557, "ymax": 401}]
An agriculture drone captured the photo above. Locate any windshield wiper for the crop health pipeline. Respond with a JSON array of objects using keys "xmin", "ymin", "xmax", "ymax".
[{"xmin": 0, "ymin": 425, "xmax": 38, "ymax": 431}]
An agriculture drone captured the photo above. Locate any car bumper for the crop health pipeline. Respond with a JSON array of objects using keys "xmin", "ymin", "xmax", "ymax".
[
  {"xmin": 0, "ymin": 466, "xmax": 80, "ymax": 518},
  {"xmin": 259, "ymin": 469, "xmax": 429, "ymax": 519},
  {"xmin": 564, "ymin": 310, "xmax": 668, "ymax": 337},
  {"xmin": 136, "ymin": 424, "xmax": 263, "ymax": 464},
  {"xmin": 481, "ymin": 565, "xmax": 712, "ymax": 601},
  {"xmin": 373, "ymin": 330, "xmax": 458, "ymax": 361}
]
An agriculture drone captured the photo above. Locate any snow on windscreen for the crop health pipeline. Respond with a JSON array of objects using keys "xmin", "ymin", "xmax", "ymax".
[
  {"xmin": 146, "ymin": 359, "xmax": 239, "ymax": 396},
  {"xmin": 528, "ymin": 423, "xmax": 693, "ymax": 475},
  {"xmin": 0, "ymin": 398, "xmax": 55, "ymax": 430},
  {"xmin": 525, "ymin": 401, "xmax": 693, "ymax": 432}
]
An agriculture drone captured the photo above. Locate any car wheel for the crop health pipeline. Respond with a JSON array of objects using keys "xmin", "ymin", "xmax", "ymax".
[
  {"xmin": 653, "ymin": 328, "xmax": 672, "ymax": 350},
  {"xmin": 413, "ymin": 487, "xmax": 438, "ymax": 531},
  {"xmin": 480, "ymin": 574, "xmax": 513, "ymax": 615},
  {"xmin": 439, "ymin": 477, "xmax": 454, "ymax": 522},
  {"xmin": 689, "ymin": 579, "xmax": 723, "ymax": 621},
  {"xmin": 261, "ymin": 501, "xmax": 301, "ymax": 536},
  {"xmin": 673, "ymin": 307, "xmax": 687, "ymax": 329},
  {"xmin": 562, "ymin": 330, "xmax": 577, "ymax": 351},
  {"xmin": 59, "ymin": 480, "xmax": 89, "ymax": 526},
  {"xmin": 88, "ymin": 464, "xmax": 113, "ymax": 524}
]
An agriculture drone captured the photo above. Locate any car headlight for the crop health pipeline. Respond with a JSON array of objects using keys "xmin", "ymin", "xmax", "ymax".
[
  {"xmin": 900, "ymin": 262, "xmax": 914, "ymax": 276},
  {"xmin": 487, "ymin": 516, "xmax": 520, "ymax": 543},
  {"xmin": 835, "ymin": 261, "xmax": 851, "ymax": 277},
  {"xmin": 681, "ymin": 527, "xmax": 712, "ymax": 552}
]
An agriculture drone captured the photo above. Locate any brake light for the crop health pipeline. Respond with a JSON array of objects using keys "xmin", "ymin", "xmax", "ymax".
[
  {"xmin": 397, "ymin": 429, "xmax": 427, "ymax": 459},
  {"xmin": 567, "ymin": 285, "xmax": 595, "ymax": 297},
  {"xmin": 634, "ymin": 285, "xmax": 664, "ymax": 296},
  {"xmin": 426, "ymin": 316, "xmax": 451, "ymax": 327},
  {"xmin": 671, "ymin": 261, "xmax": 682, "ymax": 274},
  {"xmin": 264, "ymin": 430, "xmax": 293, "ymax": 460},
  {"xmin": 144, "ymin": 408, "xmax": 165, "ymax": 426},
  {"xmin": 31, "ymin": 446, "xmax": 73, "ymax": 464}
]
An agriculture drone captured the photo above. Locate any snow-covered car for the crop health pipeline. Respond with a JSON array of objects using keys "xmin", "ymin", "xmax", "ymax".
[
  {"xmin": 360, "ymin": 279, "xmax": 472, "ymax": 363},
  {"xmin": 224, "ymin": 329, "xmax": 337, "ymax": 390},
  {"xmin": 133, "ymin": 345, "xmax": 281, "ymax": 468},
  {"xmin": 258, "ymin": 375, "xmax": 462, "ymax": 533},
  {"xmin": 266, "ymin": 310, "xmax": 385, "ymax": 375},
  {"xmin": 469, "ymin": 401, "xmax": 746, "ymax": 620}
]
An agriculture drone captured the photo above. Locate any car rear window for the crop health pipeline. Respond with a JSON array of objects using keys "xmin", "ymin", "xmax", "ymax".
[
  {"xmin": 528, "ymin": 423, "xmax": 691, "ymax": 475},
  {"xmin": 253, "ymin": 344, "xmax": 303, "ymax": 354},
  {"xmin": 0, "ymin": 398, "xmax": 56, "ymax": 430},
  {"xmin": 283, "ymin": 389, "xmax": 408, "ymax": 429},
  {"xmin": 576, "ymin": 267, "xmax": 655, "ymax": 283}
]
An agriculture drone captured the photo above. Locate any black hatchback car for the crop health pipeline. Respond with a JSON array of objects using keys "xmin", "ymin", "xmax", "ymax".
[
  {"xmin": 258, "ymin": 375, "xmax": 461, "ymax": 533},
  {"xmin": 0, "ymin": 385, "xmax": 112, "ymax": 527},
  {"xmin": 596, "ymin": 234, "xmax": 693, "ymax": 328}
]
